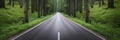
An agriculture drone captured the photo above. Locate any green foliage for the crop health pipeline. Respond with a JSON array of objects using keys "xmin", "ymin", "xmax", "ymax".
[
  {"xmin": 0, "ymin": 5, "xmax": 23, "ymax": 26},
  {"xmin": 0, "ymin": 5, "xmax": 53, "ymax": 40},
  {"xmin": 64, "ymin": 15, "xmax": 120, "ymax": 40},
  {"xmin": 75, "ymin": 0, "xmax": 120, "ymax": 27},
  {"xmin": 90, "ymin": 0, "xmax": 120, "ymax": 27},
  {"xmin": 0, "ymin": 14, "xmax": 52, "ymax": 40},
  {"xmin": 48, "ymin": 0, "xmax": 66, "ymax": 12},
  {"xmin": 64, "ymin": 0, "xmax": 120, "ymax": 40}
]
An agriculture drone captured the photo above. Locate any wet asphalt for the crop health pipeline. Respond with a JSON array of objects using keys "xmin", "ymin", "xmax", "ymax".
[{"xmin": 15, "ymin": 12, "xmax": 103, "ymax": 40}]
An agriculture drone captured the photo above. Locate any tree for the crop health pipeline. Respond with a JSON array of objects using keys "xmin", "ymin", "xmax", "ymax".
[
  {"xmin": 68, "ymin": 0, "xmax": 76, "ymax": 17},
  {"xmin": 0, "ymin": 0, "xmax": 5, "ymax": 8},
  {"xmin": 19, "ymin": 0, "xmax": 23, "ymax": 8},
  {"xmin": 8, "ymin": 0, "xmax": 12, "ymax": 5},
  {"xmin": 40, "ymin": 0, "xmax": 44, "ymax": 16},
  {"xmin": 43, "ymin": 0, "xmax": 48, "ymax": 16},
  {"xmin": 31, "ymin": 0, "xmax": 38, "ymax": 12},
  {"xmin": 108, "ymin": 0, "xmax": 114, "ymax": 8},
  {"xmin": 66, "ymin": 0, "xmax": 70, "ymax": 16},
  {"xmin": 38, "ymin": 0, "xmax": 41, "ymax": 18},
  {"xmin": 31, "ymin": 0, "xmax": 35, "ymax": 13},
  {"xmin": 45, "ymin": 0, "xmax": 48, "ymax": 15},
  {"xmin": 43, "ymin": 0, "xmax": 46, "ymax": 16},
  {"xmin": 70, "ymin": 0, "xmax": 74, "ymax": 16},
  {"xmin": 12, "ymin": 0, "xmax": 15, "ymax": 7},
  {"xmin": 75, "ymin": 0, "xmax": 78, "ymax": 12},
  {"xmin": 101, "ymin": 0, "xmax": 105, "ymax": 5},
  {"xmin": 66, "ymin": 0, "xmax": 76, "ymax": 17},
  {"xmin": 90, "ymin": 0, "xmax": 94, "ymax": 8},
  {"xmin": 78, "ymin": 0, "xmax": 83, "ymax": 13},
  {"xmin": 99, "ymin": 0, "xmax": 102, "ymax": 7},
  {"xmin": 73, "ymin": 0, "xmax": 76, "ymax": 17},
  {"xmin": 23, "ymin": 0, "xmax": 29, "ymax": 23},
  {"xmin": 84, "ymin": 0, "xmax": 90, "ymax": 23},
  {"xmin": 45, "ymin": 0, "xmax": 49, "ymax": 15}
]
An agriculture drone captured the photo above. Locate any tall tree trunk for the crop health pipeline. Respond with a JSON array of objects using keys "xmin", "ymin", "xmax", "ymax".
[
  {"xmin": 68, "ymin": 0, "xmax": 71, "ymax": 16},
  {"xmin": 85, "ymin": 0, "xmax": 90, "ymax": 23},
  {"xmin": 19, "ymin": 0, "xmax": 23, "ymax": 8},
  {"xmin": 31, "ymin": 0, "xmax": 35, "ymax": 13},
  {"xmin": 44, "ymin": 0, "xmax": 47, "ymax": 15},
  {"xmin": 75, "ymin": 0, "xmax": 78, "ymax": 11},
  {"xmin": 69, "ymin": 0, "xmax": 73, "ymax": 16},
  {"xmin": 43, "ymin": 0, "xmax": 45, "ymax": 16},
  {"xmin": 41, "ymin": 0, "xmax": 44, "ymax": 16},
  {"xmin": 12, "ymin": 0, "xmax": 15, "ymax": 7},
  {"xmin": 99, "ymin": 0, "xmax": 102, "ymax": 7},
  {"xmin": 8, "ymin": 0, "xmax": 12, "ymax": 5},
  {"xmin": 43, "ymin": 0, "xmax": 47, "ymax": 16},
  {"xmin": 0, "ymin": 0, "xmax": 5, "ymax": 8},
  {"xmin": 90, "ymin": 0, "xmax": 94, "ymax": 8},
  {"xmin": 108, "ymin": 0, "xmax": 114, "ymax": 8},
  {"xmin": 34, "ymin": 0, "xmax": 38, "ymax": 11},
  {"xmin": 67, "ymin": 0, "xmax": 70, "ymax": 16},
  {"xmin": 38, "ymin": 0, "xmax": 41, "ymax": 18},
  {"xmin": 70, "ymin": 0, "xmax": 74, "ymax": 16},
  {"xmin": 73, "ymin": 0, "xmax": 76, "ymax": 17},
  {"xmin": 23, "ymin": 0, "xmax": 29, "ymax": 23},
  {"xmin": 40, "ymin": 0, "xmax": 42, "ymax": 16},
  {"xmin": 78, "ymin": 0, "xmax": 83, "ymax": 13},
  {"xmin": 101, "ymin": 0, "xmax": 105, "ymax": 5}
]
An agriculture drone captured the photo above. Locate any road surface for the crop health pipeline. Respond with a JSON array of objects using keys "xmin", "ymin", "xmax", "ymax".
[{"xmin": 15, "ymin": 12, "xmax": 104, "ymax": 40}]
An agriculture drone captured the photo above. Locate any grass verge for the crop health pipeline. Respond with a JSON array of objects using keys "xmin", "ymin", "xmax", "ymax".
[
  {"xmin": 0, "ymin": 5, "xmax": 54, "ymax": 40},
  {"xmin": 0, "ymin": 14, "xmax": 53, "ymax": 40},
  {"xmin": 64, "ymin": 15, "xmax": 120, "ymax": 40}
]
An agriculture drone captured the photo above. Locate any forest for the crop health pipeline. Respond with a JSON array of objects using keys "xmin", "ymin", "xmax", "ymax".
[{"xmin": 0, "ymin": 0, "xmax": 120, "ymax": 40}]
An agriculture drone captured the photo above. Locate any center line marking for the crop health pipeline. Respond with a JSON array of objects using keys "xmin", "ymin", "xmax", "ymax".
[{"xmin": 58, "ymin": 32, "xmax": 60, "ymax": 40}]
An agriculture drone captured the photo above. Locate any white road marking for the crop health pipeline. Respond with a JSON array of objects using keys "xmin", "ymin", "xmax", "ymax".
[{"xmin": 58, "ymin": 32, "xmax": 60, "ymax": 40}]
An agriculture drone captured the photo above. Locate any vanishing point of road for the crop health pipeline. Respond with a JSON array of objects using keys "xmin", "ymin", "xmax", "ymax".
[{"xmin": 14, "ymin": 12, "xmax": 105, "ymax": 40}]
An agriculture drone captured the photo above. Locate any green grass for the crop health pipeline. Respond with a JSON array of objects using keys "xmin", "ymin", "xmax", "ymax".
[
  {"xmin": 90, "ymin": 0, "xmax": 120, "ymax": 26},
  {"xmin": 68, "ymin": 16, "xmax": 120, "ymax": 40},
  {"xmin": 0, "ymin": 14, "xmax": 53, "ymax": 40},
  {"xmin": 0, "ymin": 5, "xmax": 54, "ymax": 40},
  {"xmin": 0, "ymin": 5, "xmax": 24, "ymax": 26},
  {"xmin": 64, "ymin": 14, "xmax": 120, "ymax": 40},
  {"xmin": 64, "ymin": 0, "xmax": 120, "ymax": 40}
]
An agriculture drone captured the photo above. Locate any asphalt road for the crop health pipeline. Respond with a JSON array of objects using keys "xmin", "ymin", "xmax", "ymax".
[{"xmin": 15, "ymin": 12, "xmax": 103, "ymax": 40}]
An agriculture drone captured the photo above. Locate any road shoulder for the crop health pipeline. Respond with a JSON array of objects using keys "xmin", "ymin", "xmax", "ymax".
[{"xmin": 64, "ymin": 15, "xmax": 106, "ymax": 40}]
